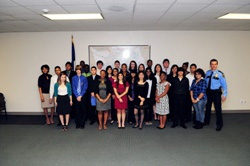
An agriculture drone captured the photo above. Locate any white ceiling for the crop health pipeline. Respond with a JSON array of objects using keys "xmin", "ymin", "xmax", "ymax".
[{"xmin": 0, "ymin": 0, "xmax": 250, "ymax": 32}]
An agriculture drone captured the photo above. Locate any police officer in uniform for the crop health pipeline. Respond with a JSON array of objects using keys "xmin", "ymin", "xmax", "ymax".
[{"xmin": 205, "ymin": 59, "xmax": 227, "ymax": 131}]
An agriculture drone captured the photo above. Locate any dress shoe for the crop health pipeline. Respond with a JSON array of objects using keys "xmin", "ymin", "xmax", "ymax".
[
  {"xmin": 171, "ymin": 125, "xmax": 178, "ymax": 128},
  {"xmin": 216, "ymin": 127, "xmax": 222, "ymax": 131},
  {"xmin": 180, "ymin": 124, "xmax": 187, "ymax": 129},
  {"xmin": 80, "ymin": 125, "xmax": 85, "ymax": 129},
  {"xmin": 89, "ymin": 121, "xmax": 95, "ymax": 125},
  {"xmin": 76, "ymin": 125, "xmax": 80, "ymax": 129}
]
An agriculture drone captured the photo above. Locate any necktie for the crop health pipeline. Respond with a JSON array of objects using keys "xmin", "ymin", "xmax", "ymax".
[
  {"xmin": 77, "ymin": 77, "xmax": 81, "ymax": 95},
  {"xmin": 208, "ymin": 72, "xmax": 213, "ymax": 90}
]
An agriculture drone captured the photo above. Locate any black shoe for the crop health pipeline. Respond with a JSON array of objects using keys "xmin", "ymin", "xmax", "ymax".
[
  {"xmin": 139, "ymin": 127, "xmax": 142, "ymax": 130},
  {"xmin": 118, "ymin": 127, "xmax": 122, "ymax": 129},
  {"xmin": 76, "ymin": 125, "xmax": 80, "ymax": 129},
  {"xmin": 81, "ymin": 125, "xmax": 85, "ymax": 129},
  {"xmin": 89, "ymin": 121, "xmax": 95, "ymax": 125},
  {"xmin": 171, "ymin": 125, "xmax": 178, "ymax": 128},
  {"xmin": 180, "ymin": 124, "xmax": 187, "ymax": 129},
  {"xmin": 216, "ymin": 127, "xmax": 222, "ymax": 131},
  {"xmin": 122, "ymin": 127, "xmax": 125, "ymax": 129}
]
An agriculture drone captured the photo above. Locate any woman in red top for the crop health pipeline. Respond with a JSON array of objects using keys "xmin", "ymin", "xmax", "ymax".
[{"xmin": 112, "ymin": 72, "xmax": 129, "ymax": 129}]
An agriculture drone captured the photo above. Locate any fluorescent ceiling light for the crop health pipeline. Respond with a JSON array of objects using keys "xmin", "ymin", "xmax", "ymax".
[
  {"xmin": 42, "ymin": 13, "xmax": 103, "ymax": 20},
  {"xmin": 218, "ymin": 13, "xmax": 250, "ymax": 19}
]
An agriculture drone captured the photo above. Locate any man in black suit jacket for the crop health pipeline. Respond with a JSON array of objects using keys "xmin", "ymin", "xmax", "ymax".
[
  {"xmin": 87, "ymin": 66, "xmax": 100, "ymax": 125},
  {"xmin": 62, "ymin": 62, "xmax": 76, "ymax": 83}
]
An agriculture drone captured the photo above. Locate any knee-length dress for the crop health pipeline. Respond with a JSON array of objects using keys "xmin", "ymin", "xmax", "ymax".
[
  {"xmin": 112, "ymin": 82, "xmax": 129, "ymax": 109},
  {"xmin": 134, "ymin": 82, "xmax": 149, "ymax": 110},
  {"xmin": 96, "ymin": 82, "xmax": 111, "ymax": 111},
  {"xmin": 156, "ymin": 81, "xmax": 170, "ymax": 115}
]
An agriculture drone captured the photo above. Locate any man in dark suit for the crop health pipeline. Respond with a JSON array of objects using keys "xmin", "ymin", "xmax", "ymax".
[
  {"xmin": 62, "ymin": 62, "xmax": 76, "ymax": 83},
  {"xmin": 87, "ymin": 66, "xmax": 100, "ymax": 125},
  {"xmin": 62, "ymin": 62, "xmax": 76, "ymax": 118}
]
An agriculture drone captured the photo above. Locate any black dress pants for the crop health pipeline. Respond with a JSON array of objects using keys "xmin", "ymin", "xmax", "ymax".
[
  {"xmin": 173, "ymin": 94, "xmax": 187, "ymax": 126},
  {"xmin": 75, "ymin": 95, "xmax": 86, "ymax": 126},
  {"xmin": 205, "ymin": 90, "xmax": 223, "ymax": 128}
]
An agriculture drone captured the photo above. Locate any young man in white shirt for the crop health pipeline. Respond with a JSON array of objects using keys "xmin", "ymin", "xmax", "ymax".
[
  {"xmin": 185, "ymin": 64, "xmax": 197, "ymax": 123},
  {"xmin": 162, "ymin": 58, "xmax": 171, "ymax": 75}
]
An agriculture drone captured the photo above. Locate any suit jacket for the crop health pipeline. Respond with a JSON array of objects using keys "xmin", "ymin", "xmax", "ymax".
[
  {"xmin": 62, "ymin": 70, "xmax": 76, "ymax": 83},
  {"xmin": 87, "ymin": 75, "xmax": 100, "ymax": 93}
]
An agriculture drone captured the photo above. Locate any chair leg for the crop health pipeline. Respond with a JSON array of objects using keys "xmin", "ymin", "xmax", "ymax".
[{"xmin": 4, "ymin": 105, "xmax": 8, "ymax": 122}]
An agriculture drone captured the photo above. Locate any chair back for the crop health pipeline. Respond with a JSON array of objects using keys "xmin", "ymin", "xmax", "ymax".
[{"xmin": 0, "ymin": 93, "xmax": 5, "ymax": 108}]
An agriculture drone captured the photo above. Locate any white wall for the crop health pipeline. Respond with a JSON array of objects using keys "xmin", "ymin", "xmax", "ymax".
[{"xmin": 0, "ymin": 31, "xmax": 250, "ymax": 114}]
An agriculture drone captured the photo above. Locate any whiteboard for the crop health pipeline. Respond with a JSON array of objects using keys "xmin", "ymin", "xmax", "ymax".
[{"xmin": 88, "ymin": 45, "xmax": 151, "ymax": 68}]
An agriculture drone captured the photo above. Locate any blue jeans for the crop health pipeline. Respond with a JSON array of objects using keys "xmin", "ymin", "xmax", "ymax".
[{"xmin": 193, "ymin": 99, "xmax": 207, "ymax": 123}]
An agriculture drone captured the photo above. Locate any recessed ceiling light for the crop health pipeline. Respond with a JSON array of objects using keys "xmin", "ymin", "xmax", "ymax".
[
  {"xmin": 42, "ymin": 13, "xmax": 103, "ymax": 20},
  {"xmin": 218, "ymin": 13, "xmax": 250, "ymax": 19}
]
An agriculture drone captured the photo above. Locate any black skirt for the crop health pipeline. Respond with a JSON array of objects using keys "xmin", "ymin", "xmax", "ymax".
[{"xmin": 56, "ymin": 95, "xmax": 71, "ymax": 115}]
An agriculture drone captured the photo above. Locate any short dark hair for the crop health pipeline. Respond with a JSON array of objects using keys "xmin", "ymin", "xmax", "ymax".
[
  {"xmin": 96, "ymin": 60, "xmax": 103, "ymax": 65},
  {"xmin": 54, "ymin": 66, "xmax": 61, "ymax": 70},
  {"xmin": 65, "ymin": 62, "xmax": 72, "ymax": 67},
  {"xmin": 114, "ymin": 60, "xmax": 120, "ymax": 64},
  {"xmin": 163, "ymin": 59, "xmax": 169, "ymax": 63},
  {"xmin": 91, "ymin": 66, "xmax": 97, "ymax": 70},
  {"xmin": 177, "ymin": 67, "xmax": 185, "ymax": 73},
  {"xmin": 210, "ymin": 59, "xmax": 218, "ymax": 64},
  {"xmin": 160, "ymin": 71, "xmax": 167, "ymax": 76},
  {"xmin": 182, "ymin": 62, "xmax": 189, "ymax": 67},
  {"xmin": 190, "ymin": 63, "xmax": 197, "ymax": 68},
  {"xmin": 194, "ymin": 68, "xmax": 205, "ymax": 79},
  {"xmin": 41, "ymin": 64, "xmax": 49, "ymax": 71},
  {"xmin": 147, "ymin": 59, "xmax": 152, "ymax": 63}
]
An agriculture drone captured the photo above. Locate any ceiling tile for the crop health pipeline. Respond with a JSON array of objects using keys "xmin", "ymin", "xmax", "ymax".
[
  {"xmin": 200, "ymin": 4, "xmax": 244, "ymax": 13},
  {"xmin": 136, "ymin": 0, "xmax": 176, "ymax": 4},
  {"xmin": 168, "ymin": 3, "xmax": 209, "ymax": 12},
  {"xmin": 11, "ymin": 14, "xmax": 48, "ymax": 21},
  {"xmin": 0, "ymin": 6, "xmax": 35, "ymax": 15},
  {"xmin": 25, "ymin": 5, "xmax": 67, "ymax": 14},
  {"xmin": 233, "ymin": 5, "xmax": 250, "ymax": 12},
  {"xmin": 98, "ymin": 4, "xmax": 134, "ymax": 14},
  {"xmin": 161, "ymin": 12, "xmax": 195, "ymax": 20},
  {"xmin": 0, "ymin": 0, "xmax": 19, "ymax": 7},
  {"xmin": 135, "ymin": 4, "xmax": 172, "ymax": 13},
  {"xmin": 175, "ymin": 0, "xmax": 216, "ymax": 4},
  {"xmin": 62, "ymin": 5, "xmax": 100, "ymax": 13},
  {"xmin": 96, "ymin": 0, "xmax": 136, "ymax": 4},
  {"xmin": 214, "ymin": 0, "xmax": 250, "ymax": 5},
  {"xmin": 12, "ymin": 0, "xmax": 57, "ymax": 6},
  {"xmin": 54, "ymin": 0, "xmax": 96, "ymax": 5}
]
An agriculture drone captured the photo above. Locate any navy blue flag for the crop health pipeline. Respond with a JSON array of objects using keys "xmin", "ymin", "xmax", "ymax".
[{"xmin": 71, "ymin": 35, "xmax": 75, "ymax": 70}]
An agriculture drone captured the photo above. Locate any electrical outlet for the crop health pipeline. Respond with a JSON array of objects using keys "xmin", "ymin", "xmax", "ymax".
[{"xmin": 240, "ymin": 100, "xmax": 247, "ymax": 104}]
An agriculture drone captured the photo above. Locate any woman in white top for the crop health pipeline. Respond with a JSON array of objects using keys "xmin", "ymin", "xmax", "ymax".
[{"xmin": 54, "ymin": 73, "xmax": 73, "ymax": 131}]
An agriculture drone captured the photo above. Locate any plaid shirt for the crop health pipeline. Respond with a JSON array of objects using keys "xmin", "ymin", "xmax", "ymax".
[{"xmin": 190, "ymin": 79, "xmax": 207, "ymax": 100}]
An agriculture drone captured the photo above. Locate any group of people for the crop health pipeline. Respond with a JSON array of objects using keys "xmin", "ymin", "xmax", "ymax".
[{"xmin": 38, "ymin": 58, "xmax": 227, "ymax": 132}]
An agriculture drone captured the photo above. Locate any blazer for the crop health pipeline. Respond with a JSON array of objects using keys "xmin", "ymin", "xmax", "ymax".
[
  {"xmin": 93, "ymin": 79, "xmax": 113, "ymax": 96},
  {"xmin": 171, "ymin": 77, "xmax": 189, "ymax": 95},
  {"xmin": 87, "ymin": 75, "xmax": 101, "ymax": 93}
]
